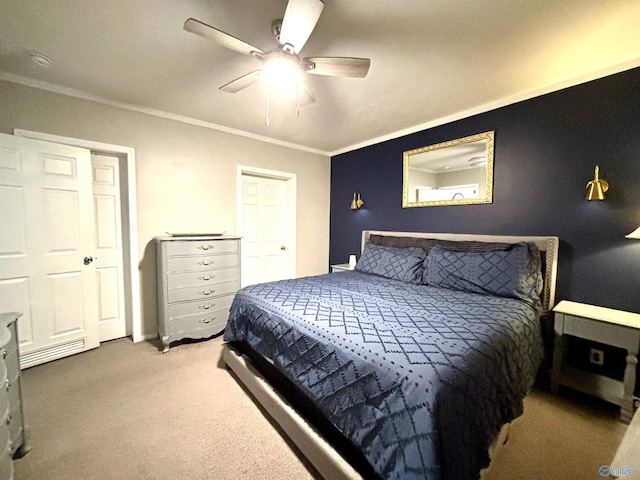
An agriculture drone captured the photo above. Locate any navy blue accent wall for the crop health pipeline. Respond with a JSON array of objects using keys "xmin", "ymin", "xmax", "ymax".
[{"xmin": 330, "ymin": 67, "xmax": 640, "ymax": 313}]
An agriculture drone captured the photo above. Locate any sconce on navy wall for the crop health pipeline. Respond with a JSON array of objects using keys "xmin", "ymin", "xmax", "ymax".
[
  {"xmin": 626, "ymin": 227, "xmax": 640, "ymax": 239},
  {"xmin": 350, "ymin": 193, "xmax": 364, "ymax": 210},
  {"xmin": 586, "ymin": 165, "xmax": 609, "ymax": 201}
]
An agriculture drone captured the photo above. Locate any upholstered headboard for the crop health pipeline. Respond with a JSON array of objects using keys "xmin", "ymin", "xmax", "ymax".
[{"xmin": 361, "ymin": 230, "xmax": 559, "ymax": 314}]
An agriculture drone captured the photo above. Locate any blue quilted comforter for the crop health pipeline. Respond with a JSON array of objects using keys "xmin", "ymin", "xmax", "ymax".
[{"xmin": 224, "ymin": 271, "xmax": 543, "ymax": 480}]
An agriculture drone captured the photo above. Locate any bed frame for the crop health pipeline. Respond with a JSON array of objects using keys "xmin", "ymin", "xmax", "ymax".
[{"xmin": 223, "ymin": 231, "xmax": 560, "ymax": 479}]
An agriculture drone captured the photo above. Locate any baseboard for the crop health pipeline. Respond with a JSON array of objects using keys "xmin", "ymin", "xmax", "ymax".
[{"xmin": 20, "ymin": 338, "xmax": 86, "ymax": 369}]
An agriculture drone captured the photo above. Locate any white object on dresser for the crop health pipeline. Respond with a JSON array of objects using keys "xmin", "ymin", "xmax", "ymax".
[
  {"xmin": 331, "ymin": 263, "xmax": 353, "ymax": 273},
  {"xmin": 155, "ymin": 236, "xmax": 241, "ymax": 353},
  {"xmin": 0, "ymin": 312, "xmax": 30, "ymax": 480},
  {"xmin": 551, "ymin": 300, "xmax": 640, "ymax": 423}
]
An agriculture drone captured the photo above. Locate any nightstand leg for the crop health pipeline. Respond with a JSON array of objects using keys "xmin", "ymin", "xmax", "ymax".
[
  {"xmin": 551, "ymin": 330, "xmax": 566, "ymax": 394},
  {"xmin": 621, "ymin": 352, "xmax": 638, "ymax": 423}
]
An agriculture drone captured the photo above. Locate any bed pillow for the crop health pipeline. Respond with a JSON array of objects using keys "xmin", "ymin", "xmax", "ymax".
[
  {"xmin": 423, "ymin": 242, "xmax": 542, "ymax": 310},
  {"xmin": 355, "ymin": 242, "xmax": 425, "ymax": 284},
  {"xmin": 369, "ymin": 234, "xmax": 510, "ymax": 254}
]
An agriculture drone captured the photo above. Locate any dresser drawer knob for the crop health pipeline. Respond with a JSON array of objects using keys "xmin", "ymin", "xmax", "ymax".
[
  {"xmin": 198, "ymin": 244, "xmax": 215, "ymax": 251},
  {"xmin": 198, "ymin": 260, "xmax": 215, "ymax": 266},
  {"xmin": 199, "ymin": 303, "xmax": 215, "ymax": 310},
  {"xmin": 199, "ymin": 275, "xmax": 215, "ymax": 281},
  {"xmin": 199, "ymin": 289, "xmax": 215, "ymax": 296},
  {"xmin": 201, "ymin": 317, "xmax": 214, "ymax": 324}
]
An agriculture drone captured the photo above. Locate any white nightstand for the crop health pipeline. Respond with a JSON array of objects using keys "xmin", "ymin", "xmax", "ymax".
[
  {"xmin": 551, "ymin": 300, "xmax": 640, "ymax": 423},
  {"xmin": 331, "ymin": 263, "xmax": 354, "ymax": 273}
]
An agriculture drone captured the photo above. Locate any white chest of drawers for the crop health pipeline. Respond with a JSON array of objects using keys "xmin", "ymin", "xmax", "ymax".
[
  {"xmin": 0, "ymin": 312, "xmax": 30, "ymax": 480},
  {"xmin": 155, "ymin": 236, "xmax": 241, "ymax": 353}
]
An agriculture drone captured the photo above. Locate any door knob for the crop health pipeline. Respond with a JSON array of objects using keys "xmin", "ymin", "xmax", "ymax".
[{"xmin": 83, "ymin": 256, "xmax": 94, "ymax": 265}]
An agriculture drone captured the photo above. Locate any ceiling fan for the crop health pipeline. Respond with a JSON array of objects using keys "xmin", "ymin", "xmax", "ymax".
[{"xmin": 184, "ymin": 0, "xmax": 370, "ymax": 122}]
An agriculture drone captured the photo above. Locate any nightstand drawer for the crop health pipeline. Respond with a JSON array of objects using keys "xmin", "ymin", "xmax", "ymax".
[
  {"xmin": 165, "ymin": 239, "xmax": 239, "ymax": 256},
  {"xmin": 166, "ymin": 253, "xmax": 239, "ymax": 273},
  {"xmin": 561, "ymin": 314, "xmax": 639, "ymax": 350}
]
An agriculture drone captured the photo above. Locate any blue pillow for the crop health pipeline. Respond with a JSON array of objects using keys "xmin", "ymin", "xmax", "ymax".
[
  {"xmin": 423, "ymin": 242, "xmax": 542, "ymax": 310},
  {"xmin": 355, "ymin": 243, "xmax": 425, "ymax": 284}
]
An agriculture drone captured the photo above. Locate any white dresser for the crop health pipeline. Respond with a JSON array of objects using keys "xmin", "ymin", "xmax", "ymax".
[
  {"xmin": 155, "ymin": 236, "xmax": 241, "ymax": 353},
  {"xmin": 0, "ymin": 312, "xmax": 30, "ymax": 480}
]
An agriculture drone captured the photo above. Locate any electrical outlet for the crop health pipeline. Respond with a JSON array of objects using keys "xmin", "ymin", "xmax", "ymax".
[{"xmin": 589, "ymin": 348, "xmax": 604, "ymax": 366}]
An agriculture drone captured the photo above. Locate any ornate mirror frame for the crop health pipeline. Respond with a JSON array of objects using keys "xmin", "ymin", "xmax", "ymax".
[{"xmin": 402, "ymin": 131, "xmax": 494, "ymax": 208}]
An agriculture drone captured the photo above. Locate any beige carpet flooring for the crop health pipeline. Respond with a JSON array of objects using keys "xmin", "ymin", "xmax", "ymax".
[{"xmin": 13, "ymin": 336, "xmax": 628, "ymax": 480}]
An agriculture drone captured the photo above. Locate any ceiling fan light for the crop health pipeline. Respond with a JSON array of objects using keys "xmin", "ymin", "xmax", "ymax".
[{"xmin": 262, "ymin": 56, "xmax": 301, "ymax": 92}]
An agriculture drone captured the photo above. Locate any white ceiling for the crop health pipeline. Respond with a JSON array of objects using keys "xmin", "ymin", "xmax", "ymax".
[{"xmin": 1, "ymin": 0, "xmax": 639, "ymax": 156}]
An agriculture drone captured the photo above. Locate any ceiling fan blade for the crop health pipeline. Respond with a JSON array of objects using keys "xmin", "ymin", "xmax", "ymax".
[
  {"xmin": 278, "ymin": 0, "xmax": 324, "ymax": 54},
  {"xmin": 297, "ymin": 82, "xmax": 316, "ymax": 107},
  {"xmin": 304, "ymin": 57, "xmax": 371, "ymax": 77},
  {"xmin": 184, "ymin": 18, "xmax": 264, "ymax": 56},
  {"xmin": 220, "ymin": 70, "xmax": 262, "ymax": 93}
]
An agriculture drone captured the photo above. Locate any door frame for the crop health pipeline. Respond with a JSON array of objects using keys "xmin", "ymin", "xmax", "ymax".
[
  {"xmin": 14, "ymin": 129, "xmax": 142, "ymax": 342},
  {"xmin": 237, "ymin": 165, "xmax": 297, "ymax": 282}
]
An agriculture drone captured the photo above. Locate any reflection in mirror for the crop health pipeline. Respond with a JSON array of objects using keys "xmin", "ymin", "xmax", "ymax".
[{"xmin": 403, "ymin": 131, "xmax": 494, "ymax": 207}]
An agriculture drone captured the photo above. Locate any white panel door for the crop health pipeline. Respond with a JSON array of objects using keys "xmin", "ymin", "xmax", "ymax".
[
  {"xmin": 0, "ymin": 133, "xmax": 99, "ymax": 367},
  {"xmin": 241, "ymin": 174, "xmax": 288, "ymax": 286},
  {"xmin": 91, "ymin": 153, "xmax": 126, "ymax": 342}
]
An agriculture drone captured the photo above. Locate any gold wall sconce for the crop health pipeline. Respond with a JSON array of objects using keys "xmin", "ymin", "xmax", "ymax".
[
  {"xmin": 626, "ymin": 226, "xmax": 640, "ymax": 239},
  {"xmin": 585, "ymin": 165, "xmax": 609, "ymax": 200},
  {"xmin": 350, "ymin": 193, "xmax": 364, "ymax": 210}
]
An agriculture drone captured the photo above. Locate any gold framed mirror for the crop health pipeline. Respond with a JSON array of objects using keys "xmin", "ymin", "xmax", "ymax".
[{"xmin": 402, "ymin": 131, "xmax": 494, "ymax": 208}]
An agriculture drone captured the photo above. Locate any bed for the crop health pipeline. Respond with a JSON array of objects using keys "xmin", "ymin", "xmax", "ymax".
[{"xmin": 222, "ymin": 230, "xmax": 559, "ymax": 480}]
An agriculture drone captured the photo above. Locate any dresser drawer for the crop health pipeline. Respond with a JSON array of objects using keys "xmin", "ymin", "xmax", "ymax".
[
  {"xmin": 165, "ymin": 239, "xmax": 239, "ymax": 257},
  {"xmin": 8, "ymin": 406, "xmax": 23, "ymax": 450},
  {"xmin": 167, "ymin": 310, "xmax": 228, "ymax": 335},
  {"xmin": 0, "ymin": 451, "xmax": 13, "ymax": 480},
  {"xmin": 0, "ymin": 361, "xmax": 6, "ymax": 393},
  {"xmin": 0, "ymin": 331, "xmax": 16, "ymax": 355},
  {"xmin": 167, "ymin": 295, "xmax": 235, "ymax": 319},
  {"xmin": 166, "ymin": 268, "xmax": 240, "ymax": 289},
  {"xmin": 0, "ymin": 418, "xmax": 9, "ymax": 459},
  {"xmin": 3, "ymin": 349, "xmax": 19, "ymax": 386},
  {"xmin": 7, "ymin": 380, "xmax": 19, "ymax": 411},
  {"xmin": 166, "ymin": 253, "xmax": 239, "ymax": 273},
  {"xmin": 167, "ymin": 281, "xmax": 240, "ymax": 304},
  {"xmin": 0, "ymin": 389, "xmax": 7, "ymax": 431}
]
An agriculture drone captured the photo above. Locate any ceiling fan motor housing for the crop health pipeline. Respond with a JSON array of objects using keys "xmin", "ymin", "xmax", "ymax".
[{"xmin": 271, "ymin": 19, "xmax": 282, "ymax": 42}]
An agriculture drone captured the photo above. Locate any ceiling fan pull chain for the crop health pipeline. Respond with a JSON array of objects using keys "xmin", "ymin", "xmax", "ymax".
[{"xmin": 295, "ymin": 81, "xmax": 300, "ymax": 118}]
